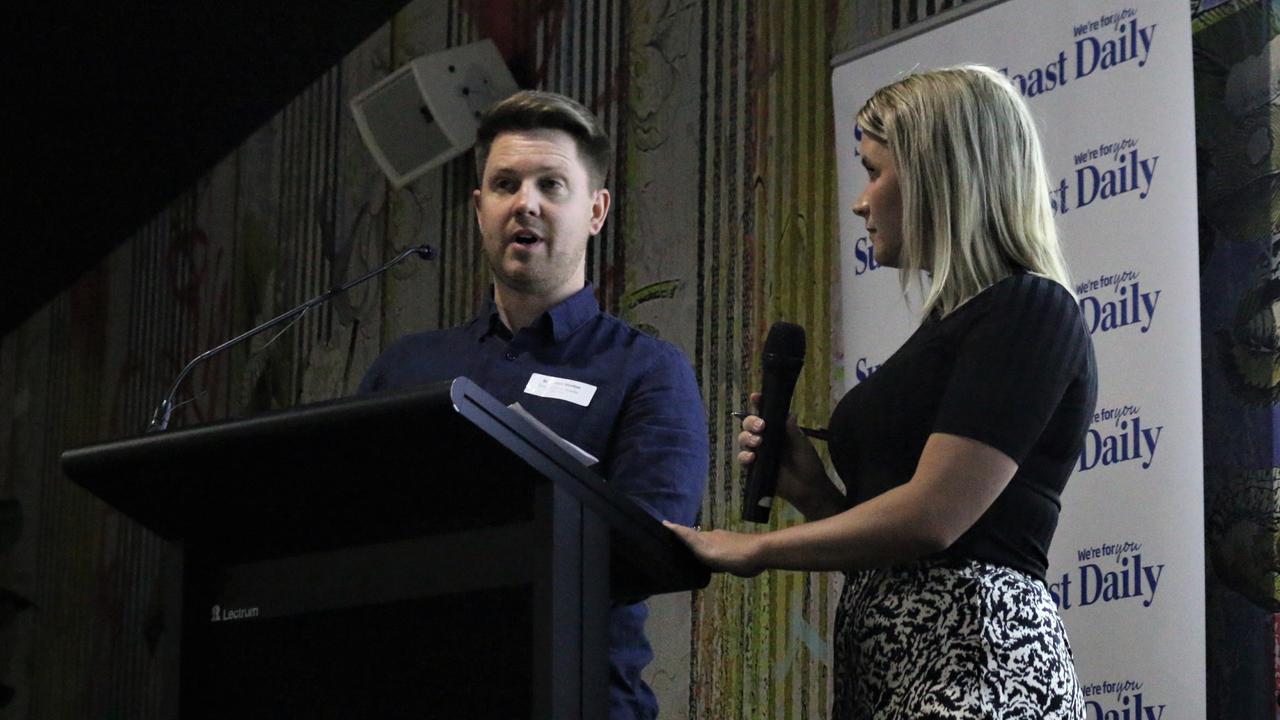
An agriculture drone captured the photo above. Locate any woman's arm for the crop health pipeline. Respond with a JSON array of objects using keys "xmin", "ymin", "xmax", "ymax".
[{"xmin": 667, "ymin": 432, "xmax": 1017, "ymax": 576}]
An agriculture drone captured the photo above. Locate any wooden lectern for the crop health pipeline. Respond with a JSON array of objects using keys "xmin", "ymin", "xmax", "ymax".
[{"xmin": 61, "ymin": 378, "xmax": 709, "ymax": 719}]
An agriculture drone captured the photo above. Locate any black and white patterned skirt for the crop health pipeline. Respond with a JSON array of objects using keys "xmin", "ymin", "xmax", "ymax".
[{"xmin": 832, "ymin": 559, "xmax": 1084, "ymax": 720}]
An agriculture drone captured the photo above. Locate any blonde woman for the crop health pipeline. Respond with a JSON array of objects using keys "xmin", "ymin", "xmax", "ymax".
[{"xmin": 666, "ymin": 66, "xmax": 1096, "ymax": 719}]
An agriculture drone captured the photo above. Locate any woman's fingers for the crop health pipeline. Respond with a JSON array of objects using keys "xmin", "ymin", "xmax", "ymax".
[
  {"xmin": 662, "ymin": 520, "xmax": 698, "ymax": 542},
  {"xmin": 737, "ymin": 393, "xmax": 766, "ymax": 468},
  {"xmin": 662, "ymin": 521, "xmax": 760, "ymax": 577}
]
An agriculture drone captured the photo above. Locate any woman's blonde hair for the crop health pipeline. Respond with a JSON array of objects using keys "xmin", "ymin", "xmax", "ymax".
[{"xmin": 856, "ymin": 64, "xmax": 1072, "ymax": 317}]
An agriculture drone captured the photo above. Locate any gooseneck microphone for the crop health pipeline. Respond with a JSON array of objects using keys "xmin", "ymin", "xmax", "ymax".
[
  {"xmin": 742, "ymin": 321, "xmax": 806, "ymax": 523},
  {"xmin": 145, "ymin": 244, "xmax": 435, "ymax": 433}
]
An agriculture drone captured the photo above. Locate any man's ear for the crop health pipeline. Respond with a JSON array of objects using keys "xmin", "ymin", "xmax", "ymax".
[
  {"xmin": 473, "ymin": 188, "xmax": 483, "ymax": 229},
  {"xmin": 589, "ymin": 188, "xmax": 611, "ymax": 236}
]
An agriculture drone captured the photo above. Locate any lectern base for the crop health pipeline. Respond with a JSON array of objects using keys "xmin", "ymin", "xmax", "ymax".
[{"xmin": 183, "ymin": 587, "xmax": 533, "ymax": 719}]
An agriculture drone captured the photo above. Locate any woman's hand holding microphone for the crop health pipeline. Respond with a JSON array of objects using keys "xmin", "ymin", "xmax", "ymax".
[
  {"xmin": 737, "ymin": 393, "xmax": 845, "ymax": 521},
  {"xmin": 664, "ymin": 393, "xmax": 847, "ymax": 576}
]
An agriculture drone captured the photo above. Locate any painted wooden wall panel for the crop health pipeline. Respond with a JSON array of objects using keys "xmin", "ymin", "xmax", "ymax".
[
  {"xmin": 381, "ymin": 4, "xmax": 446, "ymax": 343},
  {"xmin": 101, "ymin": 238, "xmax": 144, "ymax": 437},
  {"xmin": 693, "ymin": 0, "xmax": 754, "ymax": 714},
  {"xmin": 434, "ymin": 7, "xmax": 491, "ymax": 332},
  {"xmin": 187, "ymin": 156, "xmax": 239, "ymax": 422},
  {"xmin": 0, "ymin": 311, "xmax": 45, "ymax": 720},
  {"xmin": 229, "ymin": 106, "xmax": 305, "ymax": 422},
  {"xmin": 330, "ymin": 25, "xmax": 394, "ymax": 398},
  {"xmin": 21, "ymin": 300, "xmax": 90, "ymax": 719},
  {"xmin": 294, "ymin": 57, "xmax": 393, "ymax": 403},
  {"xmin": 277, "ymin": 70, "xmax": 339, "ymax": 404},
  {"xmin": 68, "ymin": 219, "xmax": 175, "ymax": 719},
  {"xmin": 91, "ymin": 236, "xmax": 186, "ymax": 718},
  {"xmin": 622, "ymin": 1, "xmax": 707, "ymax": 715},
  {"xmin": 686, "ymin": 2, "xmax": 842, "ymax": 717}
]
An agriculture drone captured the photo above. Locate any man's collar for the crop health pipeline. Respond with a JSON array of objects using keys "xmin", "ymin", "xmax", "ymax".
[{"xmin": 483, "ymin": 284, "xmax": 601, "ymax": 342}]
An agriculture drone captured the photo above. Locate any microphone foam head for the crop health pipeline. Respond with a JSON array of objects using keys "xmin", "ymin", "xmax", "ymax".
[{"xmin": 764, "ymin": 321, "xmax": 806, "ymax": 360}]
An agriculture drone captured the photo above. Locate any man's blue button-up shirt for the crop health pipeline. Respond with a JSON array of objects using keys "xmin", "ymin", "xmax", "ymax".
[{"xmin": 358, "ymin": 284, "xmax": 708, "ymax": 720}]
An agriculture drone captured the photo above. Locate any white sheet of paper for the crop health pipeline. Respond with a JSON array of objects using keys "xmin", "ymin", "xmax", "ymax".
[{"xmin": 508, "ymin": 402, "xmax": 599, "ymax": 466}]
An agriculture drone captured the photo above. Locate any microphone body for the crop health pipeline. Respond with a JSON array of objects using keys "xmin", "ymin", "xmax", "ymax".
[{"xmin": 742, "ymin": 322, "xmax": 806, "ymax": 523}]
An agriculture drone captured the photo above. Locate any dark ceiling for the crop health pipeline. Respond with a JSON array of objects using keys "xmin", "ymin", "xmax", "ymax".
[{"xmin": 3, "ymin": 1, "xmax": 412, "ymax": 336}]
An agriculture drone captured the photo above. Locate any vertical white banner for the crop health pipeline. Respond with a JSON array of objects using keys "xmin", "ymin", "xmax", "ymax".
[{"xmin": 831, "ymin": 1, "xmax": 1203, "ymax": 716}]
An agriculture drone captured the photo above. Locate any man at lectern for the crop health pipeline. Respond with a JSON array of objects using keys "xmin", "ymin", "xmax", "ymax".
[{"xmin": 358, "ymin": 89, "xmax": 709, "ymax": 720}]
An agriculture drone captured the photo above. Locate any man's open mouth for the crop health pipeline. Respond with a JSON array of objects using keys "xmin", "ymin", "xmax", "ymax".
[{"xmin": 512, "ymin": 230, "xmax": 542, "ymax": 245}]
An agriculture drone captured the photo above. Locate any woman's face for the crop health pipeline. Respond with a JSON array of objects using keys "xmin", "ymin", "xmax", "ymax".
[{"xmin": 853, "ymin": 136, "xmax": 904, "ymax": 268}]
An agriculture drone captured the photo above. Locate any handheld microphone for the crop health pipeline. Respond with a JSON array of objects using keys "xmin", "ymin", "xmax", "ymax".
[
  {"xmin": 146, "ymin": 244, "xmax": 435, "ymax": 432},
  {"xmin": 742, "ymin": 321, "xmax": 806, "ymax": 523}
]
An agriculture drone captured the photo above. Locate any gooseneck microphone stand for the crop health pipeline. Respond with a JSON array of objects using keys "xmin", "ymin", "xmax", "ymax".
[{"xmin": 146, "ymin": 244, "xmax": 435, "ymax": 433}]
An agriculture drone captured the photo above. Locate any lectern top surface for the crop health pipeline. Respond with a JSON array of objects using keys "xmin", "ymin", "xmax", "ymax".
[{"xmin": 62, "ymin": 378, "xmax": 709, "ymax": 596}]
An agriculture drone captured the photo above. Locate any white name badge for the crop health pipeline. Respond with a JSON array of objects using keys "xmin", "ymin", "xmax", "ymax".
[{"xmin": 523, "ymin": 373, "xmax": 598, "ymax": 407}]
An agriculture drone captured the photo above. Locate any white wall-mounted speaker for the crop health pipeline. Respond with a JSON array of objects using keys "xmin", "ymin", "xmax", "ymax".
[{"xmin": 350, "ymin": 39, "xmax": 519, "ymax": 189}]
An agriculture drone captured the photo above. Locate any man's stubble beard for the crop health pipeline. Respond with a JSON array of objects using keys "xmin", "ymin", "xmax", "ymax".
[{"xmin": 485, "ymin": 241, "xmax": 587, "ymax": 297}]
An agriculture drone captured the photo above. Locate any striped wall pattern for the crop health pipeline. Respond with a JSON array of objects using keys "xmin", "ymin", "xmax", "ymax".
[
  {"xmin": 690, "ymin": 2, "xmax": 841, "ymax": 717},
  {"xmin": 424, "ymin": 6, "xmax": 488, "ymax": 331},
  {"xmin": 275, "ymin": 68, "xmax": 343, "ymax": 401},
  {"xmin": 890, "ymin": 0, "xmax": 973, "ymax": 29}
]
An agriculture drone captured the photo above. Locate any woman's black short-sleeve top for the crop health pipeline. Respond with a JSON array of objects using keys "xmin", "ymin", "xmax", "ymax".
[{"xmin": 827, "ymin": 272, "xmax": 1098, "ymax": 581}]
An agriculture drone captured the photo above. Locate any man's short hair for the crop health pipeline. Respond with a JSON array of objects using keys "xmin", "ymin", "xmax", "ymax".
[{"xmin": 474, "ymin": 90, "xmax": 612, "ymax": 188}]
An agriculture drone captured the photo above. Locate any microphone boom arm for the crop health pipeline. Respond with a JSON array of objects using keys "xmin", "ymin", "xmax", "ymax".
[{"xmin": 147, "ymin": 244, "xmax": 434, "ymax": 432}]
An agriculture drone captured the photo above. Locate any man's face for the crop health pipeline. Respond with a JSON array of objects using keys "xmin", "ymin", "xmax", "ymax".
[{"xmin": 474, "ymin": 128, "xmax": 610, "ymax": 299}]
